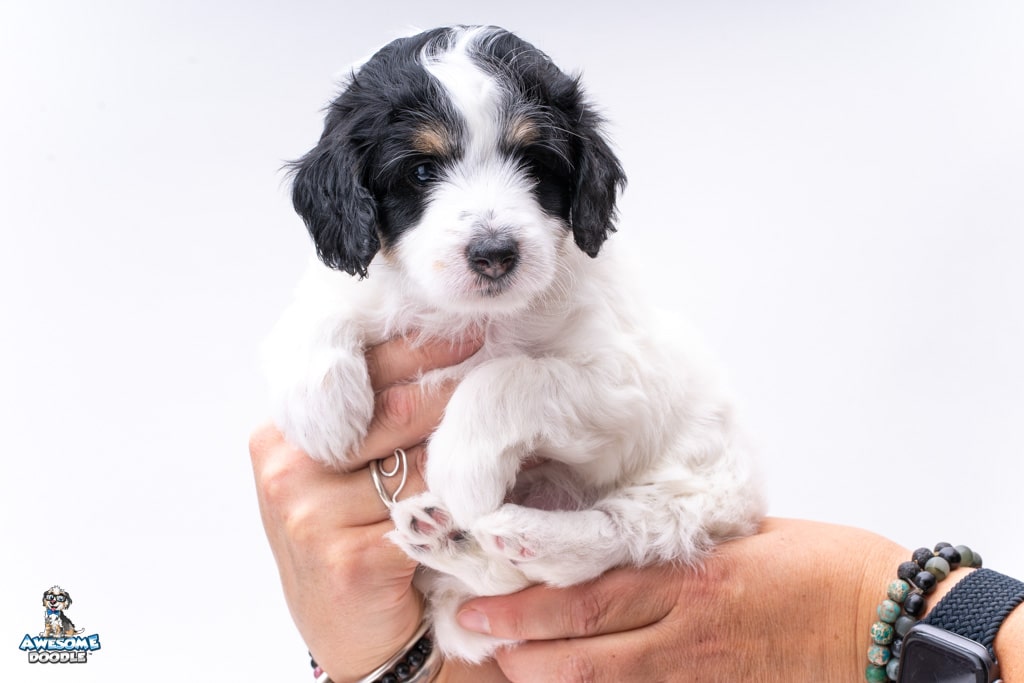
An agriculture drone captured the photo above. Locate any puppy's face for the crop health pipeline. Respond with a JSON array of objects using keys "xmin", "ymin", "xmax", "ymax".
[
  {"xmin": 43, "ymin": 588, "xmax": 70, "ymax": 613},
  {"xmin": 291, "ymin": 26, "xmax": 626, "ymax": 315}
]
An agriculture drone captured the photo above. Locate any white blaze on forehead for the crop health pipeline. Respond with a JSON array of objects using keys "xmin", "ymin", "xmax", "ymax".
[
  {"xmin": 421, "ymin": 28, "xmax": 504, "ymax": 160},
  {"xmin": 393, "ymin": 28, "xmax": 565, "ymax": 316}
]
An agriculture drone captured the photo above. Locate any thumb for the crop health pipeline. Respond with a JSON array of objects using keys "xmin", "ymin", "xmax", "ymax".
[{"xmin": 457, "ymin": 566, "xmax": 678, "ymax": 640}]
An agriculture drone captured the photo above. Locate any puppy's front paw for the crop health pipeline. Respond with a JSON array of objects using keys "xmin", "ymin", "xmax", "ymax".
[
  {"xmin": 388, "ymin": 493, "xmax": 471, "ymax": 559},
  {"xmin": 272, "ymin": 348, "xmax": 375, "ymax": 470}
]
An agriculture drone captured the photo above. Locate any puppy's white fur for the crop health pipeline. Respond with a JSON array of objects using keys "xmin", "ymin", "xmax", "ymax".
[{"xmin": 265, "ymin": 26, "xmax": 763, "ymax": 662}]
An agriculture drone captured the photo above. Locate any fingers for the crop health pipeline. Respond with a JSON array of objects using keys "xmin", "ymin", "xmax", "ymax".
[
  {"xmin": 355, "ymin": 333, "xmax": 481, "ymax": 464},
  {"xmin": 459, "ymin": 566, "xmax": 684, "ymax": 683},
  {"xmin": 366, "ymin": 332, "xmax": 482, "ymax": 391},
  {"xmin": 358, "ymin": 379, "xmax": 459, "ymax": 463},
  {"xmin": 457, "ymin": 565, "xmax": 679, "ymax": 641},
  {"xmin": 250, "ymin": 422, "xmax": 428, "ymax": 529}
]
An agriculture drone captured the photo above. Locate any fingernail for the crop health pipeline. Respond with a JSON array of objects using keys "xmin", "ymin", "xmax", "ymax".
[{"xmin": 456, "ymin": 608, "xmax": 491, "ymax": 634}]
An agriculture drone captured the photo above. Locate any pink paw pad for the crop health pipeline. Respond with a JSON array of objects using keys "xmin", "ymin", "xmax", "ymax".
[
  {"xmin": 409, "ymin": 504, "xmax": 447, "ymax": 529},
  {"xmin": 489, "ymin": 534, "xmax": 535, "ymax": 559}
]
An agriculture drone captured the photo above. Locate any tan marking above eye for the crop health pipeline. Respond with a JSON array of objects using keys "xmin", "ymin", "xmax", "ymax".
[
  {"xmin": 412, "ymin": 125, "xmax": 455, "ymax": 156},
  {"xmin": 506, "ymin": 115, "xmax": 540, "ymax": 147}
]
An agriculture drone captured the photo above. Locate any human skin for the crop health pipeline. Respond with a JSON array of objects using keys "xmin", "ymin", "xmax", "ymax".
[
  {"xmin": 251, "ymin": 337, "xmax": 1023, "ymax": 682},
  {"xmin": 464, "ymin": 522, "xmax": 1023, "ymax": 682}
]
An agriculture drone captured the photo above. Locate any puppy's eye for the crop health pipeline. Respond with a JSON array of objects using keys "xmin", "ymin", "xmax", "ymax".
[{"xmin": 412, "ymin": 162, "xmax": 439, "ymax": 185}]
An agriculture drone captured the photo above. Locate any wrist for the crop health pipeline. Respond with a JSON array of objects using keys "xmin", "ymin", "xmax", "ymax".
[
  {"xmin": 854, "ymin": 535, "xmax": 911, "ymax": 673},
  {"xmin": 312, "ymin": 633, "xmax": 415, "ymax": 682},
  {"xmin": 924, "ymin": 566, "xmax": 1024, "ymax": 681},
  {"xmin": 918, "ymin": 566, "xmax": 977, "ymax": 618},
  {"xmin": 995, "ymin": 597, "xmax": 1024, "ymax": 679},
  {"xmin": 307, "ymin": 610, "xmax": 432, "ymax": 683},
  {"xmin": 862, "ymin": 543, "xmax": 1023, "ymax": 682}
]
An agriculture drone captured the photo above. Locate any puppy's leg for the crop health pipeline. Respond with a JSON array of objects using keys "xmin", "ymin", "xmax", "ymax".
[
  {"xmin": 271, "ymin": 335, "xmax": 373, "ymax": 469},
  {"xmin": 425, "ymin": 354, "xmax": 647, "ymax": 528},
  {"xmin": 263, "ymin": 278, "xmax": 375, "ymax": 469},
  {"xmin": 473, "ymin": 470, "xmax": 763, "ymax": 586}
]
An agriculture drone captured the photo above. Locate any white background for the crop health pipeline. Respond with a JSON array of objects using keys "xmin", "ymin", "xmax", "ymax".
[{"xmin": 1, "ymin": 1, "xmax": 1022, "ymax": 680}]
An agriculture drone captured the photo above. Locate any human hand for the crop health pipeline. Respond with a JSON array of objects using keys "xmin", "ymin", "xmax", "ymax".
[
  {"xmin": 250, "ymin": 333, "xmax": 505, "ymax": 682},
  {"xmin": 457, "ymin": 517, "xmax": 910, "ymax": 682}
]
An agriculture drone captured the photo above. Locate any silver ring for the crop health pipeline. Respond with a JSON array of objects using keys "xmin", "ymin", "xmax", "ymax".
[{"xmin": 369, "ymin": 448, "xmax": 408, "ymax": 509}]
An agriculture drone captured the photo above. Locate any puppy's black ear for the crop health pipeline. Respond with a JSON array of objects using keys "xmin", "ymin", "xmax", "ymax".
[
  {"xmin": 570, "ymin": 108, "xmax": 626, "ymax": 257},
  {"xmin": 290, "ymin": 129, "xmax": 379, "ymax": 278}
]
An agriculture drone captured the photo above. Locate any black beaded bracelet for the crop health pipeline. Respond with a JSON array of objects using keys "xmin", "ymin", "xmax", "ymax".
[
  {"xmin": 864, "ymin": 542, "xmax": 983, "ymax": 682},
  {"xmin": 309, "ymin": 622, "xmax": 439, "ymax": 683}
]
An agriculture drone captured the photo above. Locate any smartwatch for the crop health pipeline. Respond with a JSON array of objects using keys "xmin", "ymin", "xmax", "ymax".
[
  {"xmin": 900, "ymin": 624, "xmax": 998, "ymax": 683},
  {"xmin": 897, "ymin": 568, "xmax": 1024, "ymax": 683}
]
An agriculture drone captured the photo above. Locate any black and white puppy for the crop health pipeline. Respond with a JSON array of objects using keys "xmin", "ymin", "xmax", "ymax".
[{"xmin": 265, "ymin": 25, "xmax": 763, "ymax": 662}]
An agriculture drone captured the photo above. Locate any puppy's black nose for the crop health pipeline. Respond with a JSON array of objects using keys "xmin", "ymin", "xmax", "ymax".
[{"xmin": 466, "ymin": 236, "xmax": 519, "ymax": 280}]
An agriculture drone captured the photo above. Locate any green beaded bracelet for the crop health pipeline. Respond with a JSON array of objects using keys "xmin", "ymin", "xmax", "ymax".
[{"xmin": 864, "ymin": 543, "xmax": 982, "ymax": 682}]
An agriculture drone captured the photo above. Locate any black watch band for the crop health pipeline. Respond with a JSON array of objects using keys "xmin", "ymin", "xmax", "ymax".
[{"xmin": 921, "ymin": 567, "xmax": 1024, "ymax": 659}]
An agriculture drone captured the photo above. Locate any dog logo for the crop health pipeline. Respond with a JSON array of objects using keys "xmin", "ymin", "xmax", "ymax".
[
  {"xmin": 19, "ymin": 585, "xmax": 101, "ymax": 664},
  {"xmin": 42, "ymin": 586, "xmax": 81, "ymax": 638}
]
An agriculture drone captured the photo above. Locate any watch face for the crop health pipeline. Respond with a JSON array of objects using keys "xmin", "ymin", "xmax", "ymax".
[
  {"xmin": 899, "ymin": 625, "xmax": 994, "ymax": 683},
  {"xmin": 900, "ymin": 641, "xmax": 985, "ymax": 683}
]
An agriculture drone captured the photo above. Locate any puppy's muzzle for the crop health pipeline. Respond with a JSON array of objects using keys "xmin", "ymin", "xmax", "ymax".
[{"xmin": 466, "ymin": 235, "xmax": 519, "ymax": 280}]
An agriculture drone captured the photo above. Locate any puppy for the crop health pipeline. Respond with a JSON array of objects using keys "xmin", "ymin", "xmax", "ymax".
[
  {"xmin": 42, "ymin": 586, "xmax": 79, "ymax": 638},
  {"xmin": 264, "ymin": 25, "xmax": 764, "ymax": 662}
]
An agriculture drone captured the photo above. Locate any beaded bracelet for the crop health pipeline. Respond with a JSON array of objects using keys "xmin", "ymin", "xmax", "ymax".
[
  {"xmin": 864, "ymin": 542, "xmax": 983, "ymax": 682},
  {"xmin": 310, "ymin": 620, "xmax": 441, "ymax": 683}
]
